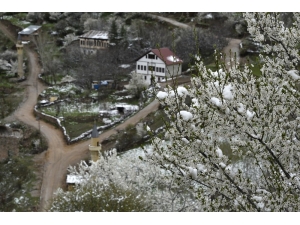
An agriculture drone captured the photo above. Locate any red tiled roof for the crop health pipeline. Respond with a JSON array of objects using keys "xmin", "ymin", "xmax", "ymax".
[
  {"xmin": 151, "ymin": 48, "xmax": 183, "ymax": 65},
  {"xmin": 135, "ymin": 47, "xmax": 183, "ymax": 65}
]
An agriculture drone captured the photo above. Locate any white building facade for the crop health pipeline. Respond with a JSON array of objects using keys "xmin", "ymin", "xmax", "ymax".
[{"xmin": 135, "ymin": 48, "xmax": 183, "ymax": 85}]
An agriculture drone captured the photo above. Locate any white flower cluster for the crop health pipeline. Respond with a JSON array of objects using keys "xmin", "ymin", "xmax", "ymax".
[{"xmin": 149, "ymin": 13, "xmax": 300, "ymax": 212}]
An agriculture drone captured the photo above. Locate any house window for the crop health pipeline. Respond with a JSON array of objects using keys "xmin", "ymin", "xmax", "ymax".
[
  {"xmin": 148, "ymin": 54, "xmax": 155, "ymax": 59},
  {"xmin": 144, "ymin": 66, "xmax": 146, "ymax": 70},
  {"xmin": 162, "ymin": 68, "xmax": 164, "ymax": 73},
  {"xmin": 148, "ymin": 66, "xmax": 155, "ymax": 72},
  {"xmin": 159, "ymin": 68, "xmax": 161, "ymax": 72},
  {"xmin": 158, "ymin": 77, "xmax": 160, "ymax": 82},
  {"xmin": 138, "ymin": 65, "xmax": 140, "ymax": 70},
  {"xmin": 144, "ymin": 76, "xmax": 147, "ymax": 80}
]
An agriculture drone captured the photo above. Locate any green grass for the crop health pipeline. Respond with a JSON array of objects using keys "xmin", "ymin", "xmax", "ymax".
[
  {"xmin": 41, "ymin": 23, "xmax": 56, "ymax": 31},
  {"xmin": 62, "ymin": 114, "xmax": 103, "ymax": 139},
  {"xmin": 5, "ymin": 13, "xmax": 31, "ymax": 29},
  {"xmin": 100, "ymin": 12, "xmax": 114, "ymax": 18}
]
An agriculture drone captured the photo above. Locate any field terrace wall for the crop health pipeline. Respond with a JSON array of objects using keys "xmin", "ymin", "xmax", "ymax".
[{"xmin": 34, "ymin": 101, "xmax": 122, "ymax": 145}]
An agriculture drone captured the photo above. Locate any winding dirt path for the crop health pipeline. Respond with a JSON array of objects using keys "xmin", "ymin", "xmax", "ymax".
[
  {"xmin": 0, "ymin": 20, "xmax": 163, "ymax": 211},
  {"xmin": 146, "ymin": 13, "xmax": 242, "ymax": 70},
  {"xmin": 0, "ymin": 16, "xmax": 242, "ymax": 212},
  {"xmin": 146, "ymin": 13, "xmax": 190, "ymax": 29}
]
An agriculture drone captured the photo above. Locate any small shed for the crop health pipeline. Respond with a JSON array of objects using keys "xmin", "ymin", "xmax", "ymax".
[
  {"xmin": 66, "ymin": 174, "xmax": 83, "ymax": 191},
  {"xmin": 19, "ymin": 25, "xmax": 41, "ymax": 41}
]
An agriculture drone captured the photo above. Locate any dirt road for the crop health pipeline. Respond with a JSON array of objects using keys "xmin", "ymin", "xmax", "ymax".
[
  {"xmin": 0, "ymin": 17, "xmax": 241, "ymax": 212},
  {"xmin": 222, "ymin": 38, "xmax": 242, "ymax": 70},
  {"xmin": 146, "ymin": 14, "xmax": 242, "ymax": 69},
  {"xmin": 146, "ymin": 13, "xmax": 190, "ymax": 29},
  {"xmin": 0, "ymin": 20, "xmax": 164, "ymax": 211}
]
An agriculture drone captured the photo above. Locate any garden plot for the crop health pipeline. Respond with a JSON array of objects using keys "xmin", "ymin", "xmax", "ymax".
[{"xmin": 37, "ymin": 83, "xmax": 143, "ymax": 140}]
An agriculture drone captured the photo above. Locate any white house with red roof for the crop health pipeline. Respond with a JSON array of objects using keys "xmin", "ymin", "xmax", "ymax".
[{"xmin": 135, "ymin": 47, "xmax": 183, "ymax": 85}]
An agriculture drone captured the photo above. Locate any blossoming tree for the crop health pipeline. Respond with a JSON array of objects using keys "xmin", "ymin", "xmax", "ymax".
[{"xmin": 150, "ymin": 12, "xmax": 300, "ymax": 211}]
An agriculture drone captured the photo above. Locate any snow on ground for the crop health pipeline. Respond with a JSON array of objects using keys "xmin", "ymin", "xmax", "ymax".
[
  {"xmin": 119, "ymin": 64, "xmax": 130, "ymax": 68},
  {"xmin": 179, "ymin": 111, "xmax": 193, "ymax": 121},
  {"xmin": 115, "ymin": 95, "xmax": 135, "ymax": 101},
  {"xmin": 211, "ymin": 97, "xmax": 222, "ymax": 107},
  {"xmin": 287, "ymin": 70, "xmax": 300, "ymax": 80}
]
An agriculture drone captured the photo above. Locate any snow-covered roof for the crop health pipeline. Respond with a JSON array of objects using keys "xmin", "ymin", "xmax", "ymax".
[
  {"xmin": 66, "ymin": 175, "xmax": 83, "ymax": 184},
  {"xmin": 79, "ymin": 30, "xmax": 109, "ymax": 40},
  {"xmin": 19, "ymin": 25, "xmax": 41, "ymax": 35}
]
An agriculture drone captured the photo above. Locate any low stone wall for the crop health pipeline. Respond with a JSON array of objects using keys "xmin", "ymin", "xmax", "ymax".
[
  {"xmin": 34, "ymin": 101, "xmax": 122, "ymax": 145},
  {"xmin": 34, "ymin": 103, "xmax": 70, "ymax": 144}
]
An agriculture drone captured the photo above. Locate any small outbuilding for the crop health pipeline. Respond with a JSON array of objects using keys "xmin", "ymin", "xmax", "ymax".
[{"xmin": 19, "ymin": 25, "xmax": 41, "ymax": 41}]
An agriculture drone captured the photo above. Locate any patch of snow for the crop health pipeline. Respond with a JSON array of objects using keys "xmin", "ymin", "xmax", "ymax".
[
  {"xmin": 237, "ymin": 103, "xmax": 245, "ymax": 113},
  {"xmin": 146, "ymin": 126, "xmax": 151, "ymax": 131},
  {"xmin": 204, "ymin": 13, "xmax": 213, "ymax": 19},
  {"xmin": 192, "ymin": 98, "xmax": 200, "ymax": 107},
  {"xmin": 182, "ymin": 138, "xmax": 190, "ymax": 144},
  {"xmin": 219, "ymin": 162, "xmax": 226, "ymax": 168},
  {"xmin": 252, "ymin": 196, "xmax": 263, "ymax": 202},
  {"xmin": 197, "ymin": 164, "xmax": 207, "ymax": 173},
  {"xmin": 39, "ymin": 100, "xmax": 49, "ymax": 104},
  {"xmin": 103, "ymin": 118, "xmax": 112, "ymax": 124},
  {"xmin": 167, "ymin": 55, "xmax": 180, "ymax": 62},
  {"xmin": 223, "ymin": 84, "xmax": 234, "ymax": 100},
  {"xmin": 119, "ymin": 64, "xmax": 130, "ymax": 68},
  {"xmin": 246, "ymin": 110, "xmax": 255, "ymax": 119},
  {"xmin": 179, "ymin": 111, "xmax": 193, "ymax": 121},
  {"xmin": 211, "ymin": 97, "xmax": 222, "ymax": 107},
  {"xmin": 216, "ymin": 147, "xmax": 223, "ymax": 157},
  {"xmin": 157, "ymin": 91, "xmax": 168, "ymax": 99},
  {"xmin": 188, "ymin": 167, "xmax": 197, "ymax": 179},
  {"xmin": 177, "ymin": 86, "xmax": 188, "ymax": 97},
  {"xmin": 287, "ymin": 70, "xmax": 300, "ymax": 80}
]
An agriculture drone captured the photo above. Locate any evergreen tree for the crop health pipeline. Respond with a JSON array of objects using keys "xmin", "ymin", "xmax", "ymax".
[{"xmin": 109, "ymin": 20, "xmax": 118, "ymax": 41}]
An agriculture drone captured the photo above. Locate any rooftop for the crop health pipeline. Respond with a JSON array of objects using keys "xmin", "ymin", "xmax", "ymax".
[
  {"xmin": 19, "ymin": 25, "xmax": 41, "ymax": 35},
  {"xmin": 79, "ymin": 30, "xmax": 109, "ymax": 40},
  {"xmin": 66, "ymin": 175, "xmax": 83, "ymax": 184},
  {"xmin": 136, "ymin": 47, "xmax": 183, "ymax": 66}
]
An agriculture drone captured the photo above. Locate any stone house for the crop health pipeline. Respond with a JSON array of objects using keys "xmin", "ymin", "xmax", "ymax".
[{"xmin": 79, "ymin": 30, "xmax": 109, "ymax": 54}]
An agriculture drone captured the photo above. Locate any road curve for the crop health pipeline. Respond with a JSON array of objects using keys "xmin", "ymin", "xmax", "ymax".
[
  {"xmin": 0, "ymin": 17, "xmax": 241, "ymax": 212},
  {"xmin": 0, "ymin": 20, "xmax": 162, "ymax": 211}
]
